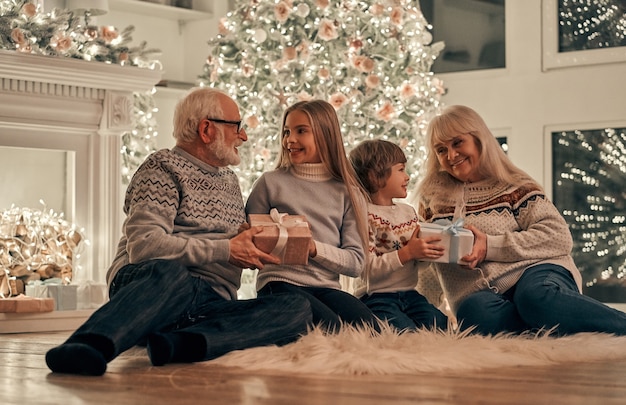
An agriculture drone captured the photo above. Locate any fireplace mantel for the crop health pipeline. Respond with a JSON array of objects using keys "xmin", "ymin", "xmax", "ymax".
[{"xmin": 0, "ymin": 49, "xmax": 162, "ymax": 284}]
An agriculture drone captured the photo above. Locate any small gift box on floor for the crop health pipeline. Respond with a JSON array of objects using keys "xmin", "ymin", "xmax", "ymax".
[
  {"xmin": 25, "ymin": 278, "xmax": 78, "ymax": 311},
  {"xmin": 249, "ymin": 209, "xmax": 312, "ymax": 265},
  {"xmin": 418, "ymin": 219, "xmax": 474, "ymax": 264},
  {"xmin": 0, "ymin": 294, "xmax": 54, "ymax": 313}
]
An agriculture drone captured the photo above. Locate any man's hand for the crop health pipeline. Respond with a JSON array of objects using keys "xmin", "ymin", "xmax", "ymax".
[{"xmin": 228, "ymin": 226, "xmax": 281, "ymax": 269}]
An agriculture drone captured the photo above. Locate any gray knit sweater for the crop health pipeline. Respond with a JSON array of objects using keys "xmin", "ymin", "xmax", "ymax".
[
  {"xmin": 106, "ymin": 147, "xmax": 245, "ymax": 300},
  {"xmin": 245, "ymin": 164, "xmax": 365, "ymax": 290},
  {"xmin": 418, "ymin": 178, "xmax": 582, "ymax": 313}
]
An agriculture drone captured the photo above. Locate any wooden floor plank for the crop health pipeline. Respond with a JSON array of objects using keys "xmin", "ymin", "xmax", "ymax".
[{"xmin": 1, "ymin": 331, "xmax": 625, "ymax": 404}]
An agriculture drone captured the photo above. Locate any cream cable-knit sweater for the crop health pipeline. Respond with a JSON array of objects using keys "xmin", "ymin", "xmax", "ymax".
[
  {"xmin": 418, "ymin": 178, "xmax": 582, "ymax": 313},
  {"xmin": 245, "ymin": 164, "xmax": 366, "ymax": 290}
]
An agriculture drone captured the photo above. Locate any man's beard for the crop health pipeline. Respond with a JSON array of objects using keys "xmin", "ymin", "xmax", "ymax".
[{"xmin": 209, "ymin": 128, "xmax": 240, "ymax": 166}]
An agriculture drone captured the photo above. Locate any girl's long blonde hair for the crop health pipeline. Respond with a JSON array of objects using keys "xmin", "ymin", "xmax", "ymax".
[{"xmin": 276, "ymin": 100, "xmax": 369, "ymax": 249}]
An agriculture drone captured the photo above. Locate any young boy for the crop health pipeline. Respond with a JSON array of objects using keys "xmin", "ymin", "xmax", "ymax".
[{"xmin": 349, "ymin": 139, "xmax": 448, "ymax": 332}]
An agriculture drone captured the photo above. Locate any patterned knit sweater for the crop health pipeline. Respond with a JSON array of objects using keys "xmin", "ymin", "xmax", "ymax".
[
  {"xmin": 418, "ymin": 178, "xmax": 582, "ymax": 313},
  {"xmin": 245, "ymin": 164, "xmax": 365, "ymax": 290},
  {"xmin": 106, "ymin": 147, "xmax": 245, "ymax": 300},
  {"xmin": 357, "ymin": 202, "xmax": 421, "ymax": 297}
]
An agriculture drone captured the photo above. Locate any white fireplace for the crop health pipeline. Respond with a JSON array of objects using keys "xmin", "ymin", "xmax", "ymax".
[{"xmin": 0, "ymin": 49, "xmax": 161, "ymax": 331}]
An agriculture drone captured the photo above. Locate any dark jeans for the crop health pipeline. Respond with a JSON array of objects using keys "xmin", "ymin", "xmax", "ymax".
[
  {"xmin": 66, "ymin": 259, "xmax": 312, "ymax": 362},
  {"xmin": 259, "ymin": 281, "xmax": 380, "ymax": 332},
  {"xmin": 456, "ymin": 263, "xmax": 626, "ymax": 336},
  {"xmin": 361, "ymin": 290, "xmax": 448, "ymax": 332}
]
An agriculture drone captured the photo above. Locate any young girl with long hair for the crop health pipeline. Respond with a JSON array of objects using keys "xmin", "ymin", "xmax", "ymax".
[{"xmin": 246, "ymin": 99, "xmax": 378, "ymax": 332}]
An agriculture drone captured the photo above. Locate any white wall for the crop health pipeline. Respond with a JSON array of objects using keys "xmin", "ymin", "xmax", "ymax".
[
  {"xmin": 99, "ymin": 0, "xmax": 626, "ymax": 191},
  {"xmin": 98, "ymin": 1, "xmax": 230, "ymax": 151}
]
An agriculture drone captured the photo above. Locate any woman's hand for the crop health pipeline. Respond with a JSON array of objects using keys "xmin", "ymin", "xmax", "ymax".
[{"xmin": 461, "ymin": 224, "xmax": 487, "ymax": 269}]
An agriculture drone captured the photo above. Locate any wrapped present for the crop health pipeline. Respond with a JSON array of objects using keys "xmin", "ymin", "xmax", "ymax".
[
  {"xmin": 249, "ymin": 209, "xmax": 312, "ymax": 265},
  {"xmin": 0, "ymin": 294, "xmax": 54, "ymax": 313},
  {"xmin": 77, "ymin": 281, "xmax": 108, "ymax": 309},
  {"xmin": 418, "ymin": 219, "xmax": 474, "ymax": 264},
  {"xmin": 25, "ymin": 279, "xmax": 78, "ymax": 311},
  {"xmin": 1, "ymin": 271, "xmax": 25, "ymax": 297}
]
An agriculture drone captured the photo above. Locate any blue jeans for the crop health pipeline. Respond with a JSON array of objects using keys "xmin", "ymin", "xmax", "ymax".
[
  {"xmin": 259, "ymin": 281, "xmax": 380, "ymax": 332},
  {"xmin": 66, "ymin": 259, "xmax": 312, "ymax": 361},
  {"xmin": 456, "ymin": 263, "xmax": 626, "ymax": 336},
  {"xmin": 361, "ymin": 290, "xmax": 448, "ymax": 332}
]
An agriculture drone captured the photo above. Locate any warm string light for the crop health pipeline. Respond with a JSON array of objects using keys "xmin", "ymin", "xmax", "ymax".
[
  {"xmin": 121, "ymin": 90, "xmax": 159, "ymax": 185},
  {"xmin": 200, "ymin": 0, "xmax": 446, "ymax": 198},
  {"xmin": 0, "ymin": 202, "xmax": 88, "ymax": 290}
]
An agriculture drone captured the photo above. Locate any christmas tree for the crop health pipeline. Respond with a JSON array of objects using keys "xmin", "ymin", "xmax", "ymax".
[{"xmin": 198, "ymin": 0, "xmax": 445, "ymax": 197}]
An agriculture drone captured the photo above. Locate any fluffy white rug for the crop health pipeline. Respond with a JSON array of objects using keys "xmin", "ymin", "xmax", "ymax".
[{"xmin": 207, "ymin": 324, "xmax": 626, "ymax": 375}]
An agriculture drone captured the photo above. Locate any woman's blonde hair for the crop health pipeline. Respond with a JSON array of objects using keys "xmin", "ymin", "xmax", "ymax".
[
  {"xmin": 276, "ymin": 100, "xmax": 369, "ymax": 248},
  {"xmin": 416, "ymin": 105, "xmax": 539, "ymax": 210}
]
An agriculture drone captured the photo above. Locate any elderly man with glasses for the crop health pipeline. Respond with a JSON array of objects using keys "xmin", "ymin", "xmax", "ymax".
[{"xmin": 46, "ymin": 88, "xmax": 312, "ymax": 376}]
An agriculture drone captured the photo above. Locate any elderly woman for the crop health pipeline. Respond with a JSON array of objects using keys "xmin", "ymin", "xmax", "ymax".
[{"xmin": 415, "ymin": 104, "xmax": 626, "ymax": 336}]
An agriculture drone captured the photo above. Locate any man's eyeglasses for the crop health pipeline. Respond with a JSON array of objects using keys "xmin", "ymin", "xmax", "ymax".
[{"xmin": 206, "ymin": 118, "xmax": 243, "ymax": 134}]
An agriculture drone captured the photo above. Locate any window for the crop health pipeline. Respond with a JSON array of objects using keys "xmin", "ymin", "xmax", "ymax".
[
  {"xmin": 420, "ymin": 0, "xmax": 506, "ymax": 73},
  {"xmin": 549, "ymin": 125, "xmax": 626, "ymax": 302}
]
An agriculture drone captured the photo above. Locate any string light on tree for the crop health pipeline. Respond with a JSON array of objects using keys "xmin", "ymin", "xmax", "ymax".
[
  {"xmin": 199, "ymin": 0, "xmax": 446, "ymax": 197},
  {"xmin": 121, "ymin": 91, "xmax": 159, "ymax": 184},
  {"xmin": 552, "ymin": 127, "xmax": 626, "ymax": 300}
]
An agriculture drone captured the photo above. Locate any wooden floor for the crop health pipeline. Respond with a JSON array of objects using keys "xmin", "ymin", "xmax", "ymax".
[{"xmin": 2, "ymin": 331, "xmax": 626, "ymax": 405}]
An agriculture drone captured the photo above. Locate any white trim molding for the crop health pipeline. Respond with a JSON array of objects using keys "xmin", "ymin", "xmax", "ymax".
[{"xmin": 0, "ymin": 49, "xmax": 162, "ymax": 284}]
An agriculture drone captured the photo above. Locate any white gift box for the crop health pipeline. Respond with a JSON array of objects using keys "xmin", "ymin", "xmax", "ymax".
[
  {"xmin": 77, "ymin": 281, "xmax": 108, "ymax": 309},
  {"xmin": 418, "ymin": 221, "xmax": 474, "ymax": 264},
  {"xmin": 25, "ymin": 281, "xmax": 77, "ymax": 311}
]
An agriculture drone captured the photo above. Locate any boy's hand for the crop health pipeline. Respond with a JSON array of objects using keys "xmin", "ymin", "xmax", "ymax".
[{"xmin": 399, "ymin": 225, "xmax": 444, "ymax": 264}]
